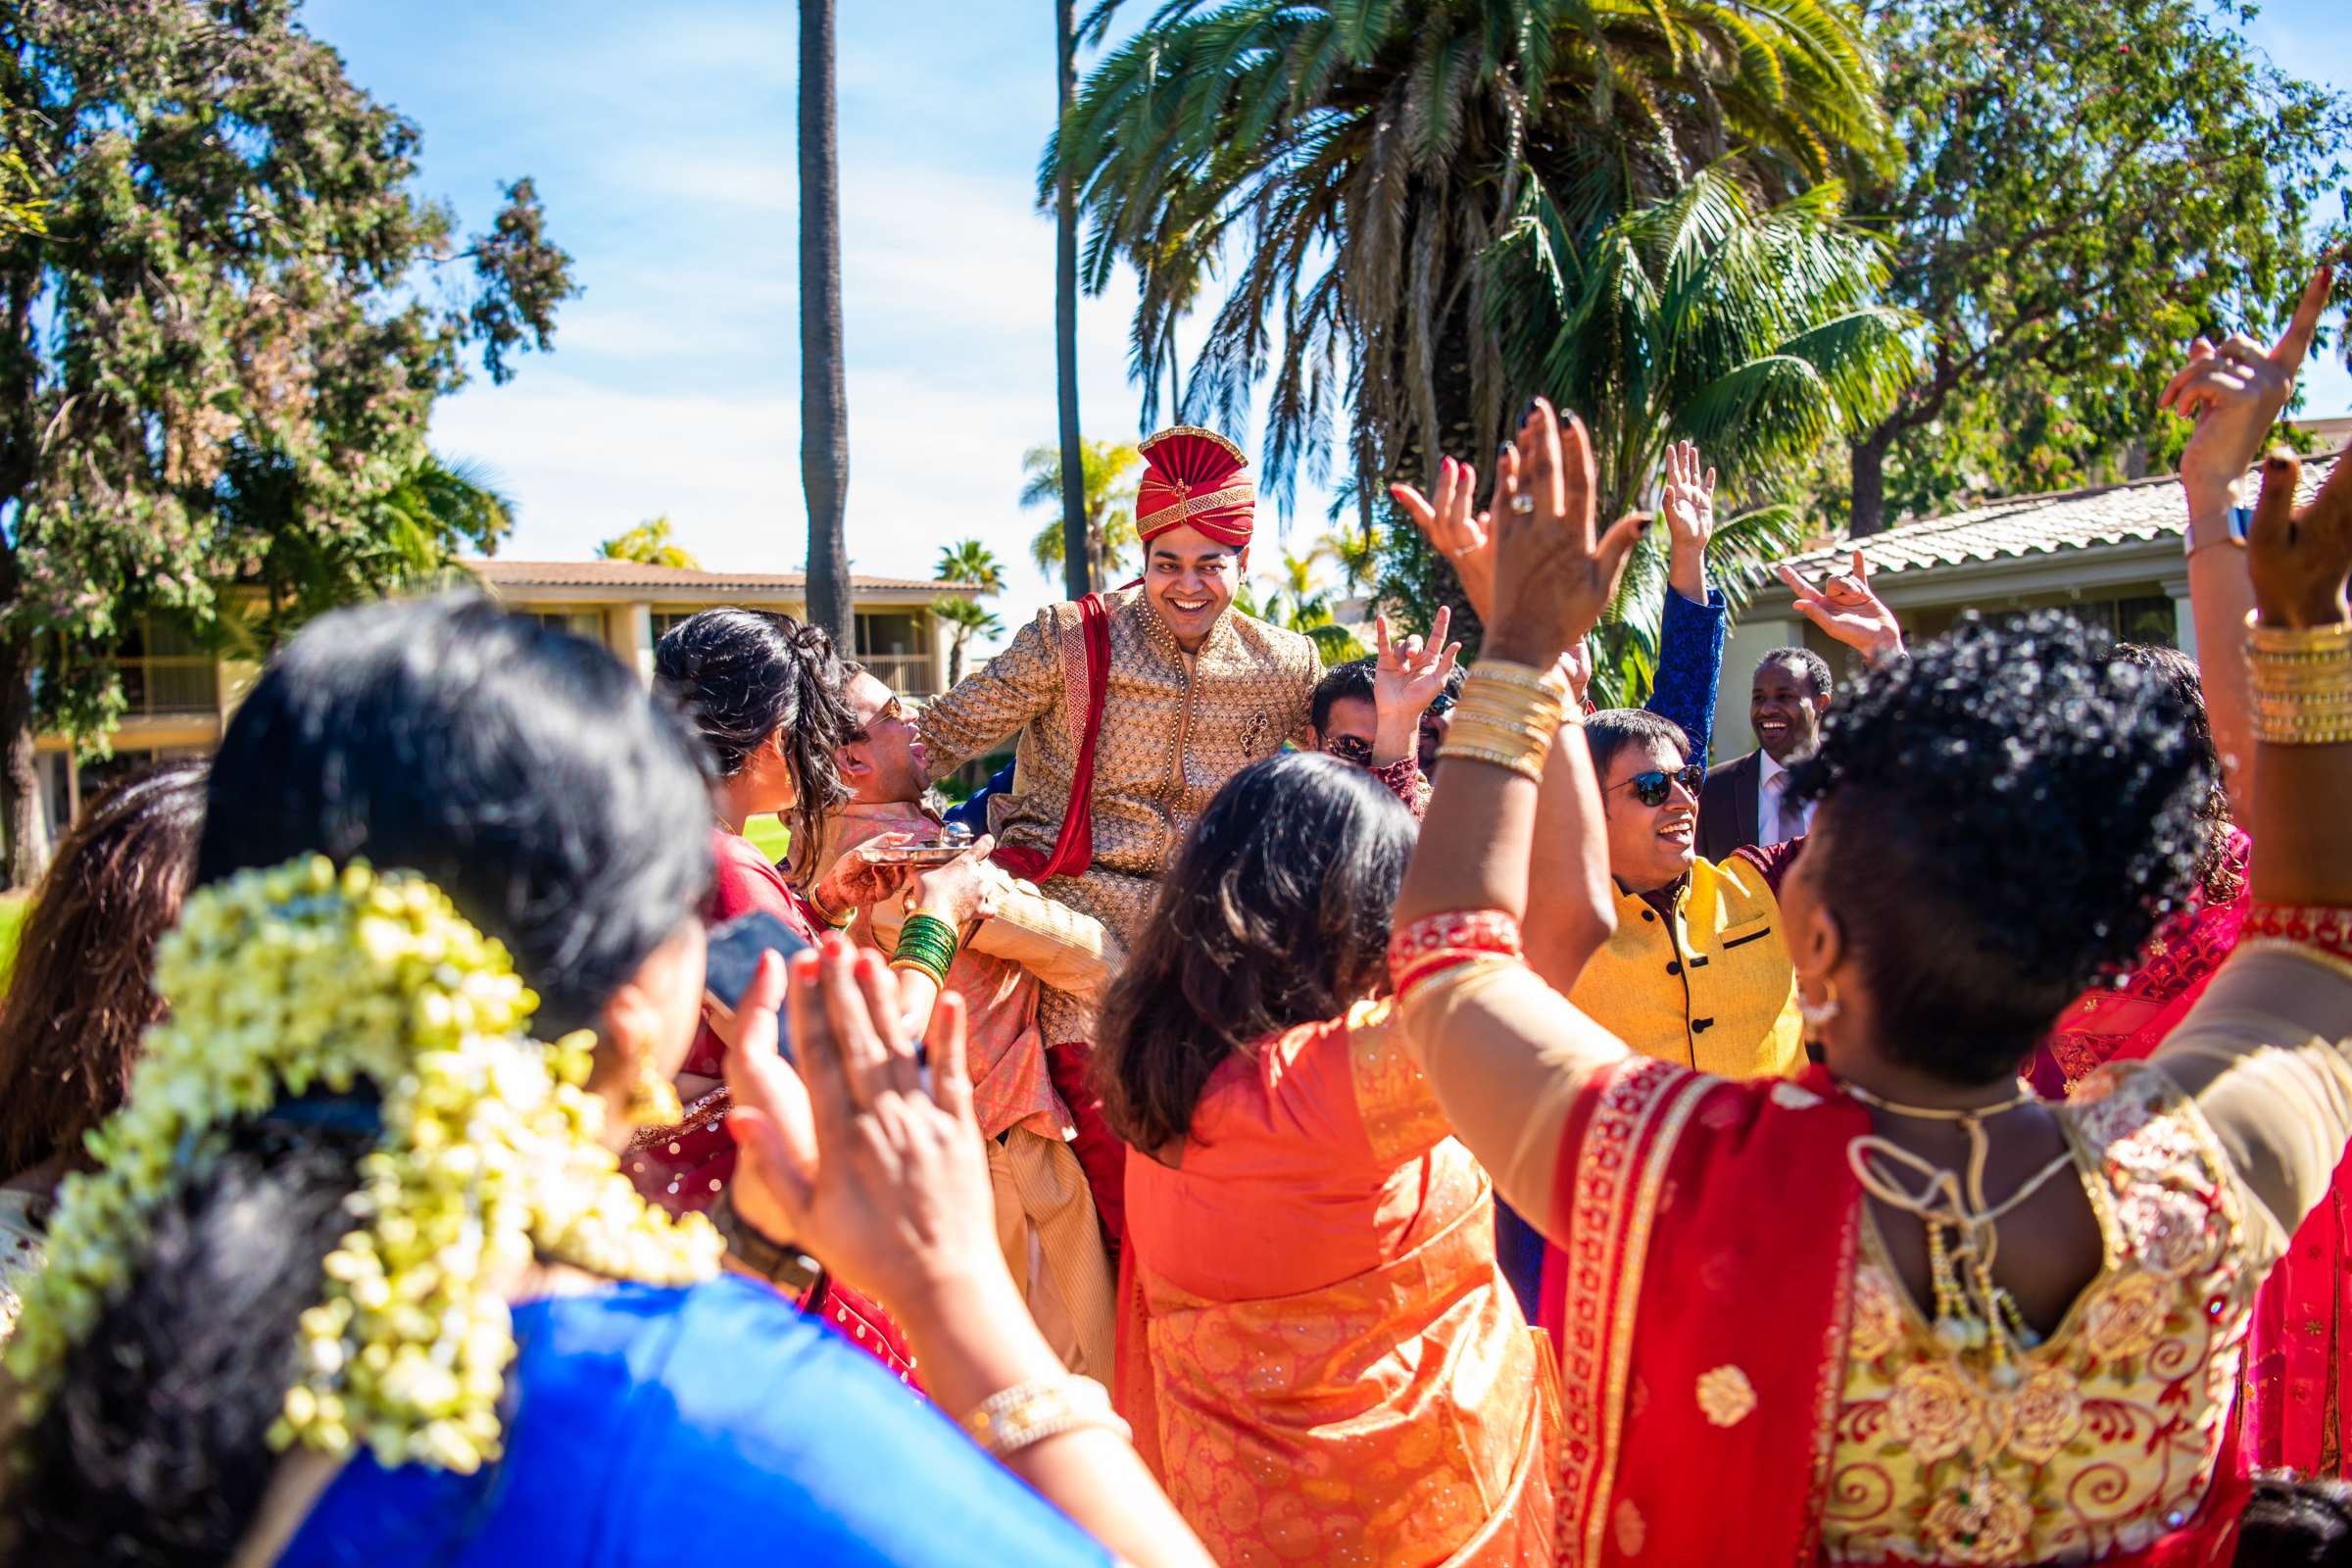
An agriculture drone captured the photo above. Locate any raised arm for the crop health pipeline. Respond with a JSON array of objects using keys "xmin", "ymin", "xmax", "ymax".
[
  {"xmin": 2152, "ymin": 400, "xmax": 2352, "ymax": 1260},
  {"xmin": 1389, "ymin": 402, "xmax": 1650, "ymax": 1230},
  {"xmin": 2158, "ymin": 264, "xmax": 2336, "ymax": 822},
  {"xmin": 1647, "ymin": 439, "xmax": 1728, "ymax": 759},
  {"xmin": 917, "ymin": 607, "xmax": 1063, "ymax": 781}
]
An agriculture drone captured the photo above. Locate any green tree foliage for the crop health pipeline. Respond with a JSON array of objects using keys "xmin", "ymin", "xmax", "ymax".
[
  {"xmin": 934, "ymin": 539, "xmax": 1007, "ymax": 595},
  {"xmin": 1444, "ymin": 169, "xmax": 1912, "ymax": 699},
  {"xmin": 0, "ymin": 0, "xmax": 576, "ymax": 880},
  {"xmin": 1842, "ymin": 0, "xmax": 2352, "ymax": 535},
  {"xmin": 213, "ymin": 453, "xmax": 514, "ymax": 657},
  {"xmin": 931, "ymin": 595, "xmax": 1006, "ymax": 687},
  {"xmin": 1237, "ymin": 551, "xmax": 1365, "ymax": 665},
  {"xmin": 1054, "ymin": 0, "xmax": 1890, "ymax": 538},
  {"xmin": 598, "ymin": 516, "xmax": 703, "ymax": 570},
  {"xmin": 1021, "ymin": 437, "xmax": 1141, "ymax": 589}
]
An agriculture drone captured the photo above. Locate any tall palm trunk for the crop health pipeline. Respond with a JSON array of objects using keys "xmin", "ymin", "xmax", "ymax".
[
  {"xmin": 800, "ymin": 0, "xmax": 854, "ymax": 646},
  {"xmin": 1053, "ymin": 0, "xmax": 1091, "ymax": 600}
]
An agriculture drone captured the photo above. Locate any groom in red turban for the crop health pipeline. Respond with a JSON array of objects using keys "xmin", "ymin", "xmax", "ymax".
[{"xmin": 914, "ymin": 425, "xmax": 1326, "ymax": 1242}]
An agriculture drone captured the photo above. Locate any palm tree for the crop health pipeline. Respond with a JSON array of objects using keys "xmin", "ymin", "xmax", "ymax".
[
  {"xmin": 799, "ymin": 0, "xmax": 853, "ymax": 647},
  {"xmin": 1489, "ymin": 168, "xmax": 1914, "ymax": 701},
  {"xmin": 598, "ymin": 516, "xmax": 703, "ymax": 569},
  {"xmin": 934, "ymin": 539, "xmax": 1007, "ymax": 595},
  {"xmin": 1052, "ymin": 0, "xmax": 1890, "ymax": 541},
  {"xmin": 1020, "ymin": 438, "xmax": 1142, "ymax": 589},
  {"xmin": 1052, "ymin": 0, "xmax": 1090, "ymax": 602},
  {"xmin": 1312, "ymin": 524, "xmax": 1380, "ymax": 597},
  {"xmin": 932, "ymin": 596, "xmax": 1006, "ymax": 687}
]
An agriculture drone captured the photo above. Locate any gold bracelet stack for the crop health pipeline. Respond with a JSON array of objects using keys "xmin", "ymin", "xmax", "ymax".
[
  {"xmin": 1434, "ymin": 659, "xmax": 1578, "ymax": 782},
  {"xmin": 2244, "ymin": 613, "xmax": 2352, "ymax": 746},
  {"xmin": 961, "ymin": 1374, "xmax": 1130, "ymax": 1458}
]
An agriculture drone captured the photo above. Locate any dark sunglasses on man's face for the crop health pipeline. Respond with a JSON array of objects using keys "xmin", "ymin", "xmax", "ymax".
[
  {"xmin": 847, "ymin": 694, "xmax": 905, "ymax": 745},
  {"xmin": 1615, "ymin": 763, "xmax": 1705, "ymax": 808},
  {"xmin": 1321, "ymin": 734, "xmax": 1376, "ymax": 767}
]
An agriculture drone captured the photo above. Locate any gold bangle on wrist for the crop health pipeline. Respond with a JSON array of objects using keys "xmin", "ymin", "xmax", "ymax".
[
  {"xmin": 1435, "ymin": 740, "xmax": 1549, "ymax": 782},
  {"xmin": 961, "ymin": 1375, "xmax": 1129, "ymax": 1458},
  {"xmin": 2243, "ymin": 613, "xmax": 2352, "ymax": 744}
]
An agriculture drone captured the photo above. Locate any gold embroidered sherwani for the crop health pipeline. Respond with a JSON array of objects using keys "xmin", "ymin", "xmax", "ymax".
[{"xmin": 917, "ymin": 585, "xmax": 1320, "ymax": 1044}]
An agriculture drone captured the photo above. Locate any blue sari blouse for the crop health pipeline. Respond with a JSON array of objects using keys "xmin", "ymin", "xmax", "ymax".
[{"xmin": 281, "ymin": 1276, "xmax": 1110, "ymax": 1566}]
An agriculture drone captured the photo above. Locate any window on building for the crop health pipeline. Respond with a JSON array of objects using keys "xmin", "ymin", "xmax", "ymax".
[
  {"xmin": 120, "ymin": 614, "xmax": 218, "ymax": 718},
  {"xmin": 855, "ymin": 611, "xmax": 935, "ymax": 697},
  {"xmin": 649, "ymin": 611, "xmax": 698, "ymax": 644}
]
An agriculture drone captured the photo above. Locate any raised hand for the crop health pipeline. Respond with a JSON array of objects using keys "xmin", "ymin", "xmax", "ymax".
[
  {"xmin": 2247, "ymin": 448, "xmax": 2352, "ymax": 630},
  {"xmin": 722, "ymin": 937, "xmax": 1004, "ymax": 1310},
  {"xmin": 1375, "ymin": 607, "xmax": 1462, "ymax": 718},
  {"xmin": 1774, "ymin": 549, "xmax": 1904, "ymax": 661},
  {"xmin": 2162, "ymin": 264, "xmax": 2335, "ymax": 513},
  {"xmin": 1485, "ymin": 399, "xmax": 1648, "ymax": 666},
  {"xmin": 1388, "ymin": 449, "xmax": 1518, "ymax": 623}
]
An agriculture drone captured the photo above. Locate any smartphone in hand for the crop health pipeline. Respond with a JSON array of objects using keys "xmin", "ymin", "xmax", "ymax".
[{"xmin": 703, "ymin": 909, "xmax": 813, "ymax": 1059}]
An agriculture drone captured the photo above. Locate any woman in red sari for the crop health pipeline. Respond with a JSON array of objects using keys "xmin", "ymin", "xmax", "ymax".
[
  {"xmin": 640, "ymin": 607, "xmax": 924, "ymax": 1377},
  {"xmin": 1097, "ymin": 751, "xmax": 1561, "ymax": 1567},
  {"xmin": 1388, "ymin": 387, "xmax": 2352, "ymax": 1565}
]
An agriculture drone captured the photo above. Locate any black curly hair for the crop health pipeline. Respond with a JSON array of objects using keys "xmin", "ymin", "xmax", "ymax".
[{"xmin": 1785, "ymin": 611, "xmax": 2211, "ymax": 1084}]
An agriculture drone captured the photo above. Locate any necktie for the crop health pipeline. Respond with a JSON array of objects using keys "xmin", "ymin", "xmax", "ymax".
[{"xmin": 1762, "ymin": 769, "xmax": 1788, "ymax": 845}]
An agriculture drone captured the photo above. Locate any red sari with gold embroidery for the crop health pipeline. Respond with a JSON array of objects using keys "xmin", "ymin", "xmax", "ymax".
[{"xmin": 1537, "ymin": 1058, "xmax": 2252, "ymax": 1566}]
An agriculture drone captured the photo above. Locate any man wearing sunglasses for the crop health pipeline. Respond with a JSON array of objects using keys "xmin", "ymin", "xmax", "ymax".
[
  {"xmin": 1306, "ymin": 612, "xmax": 1462, "ymax": 814},
  {"xmin": 1563, "ymin": 709, "xmax": 1810, "ymax": 1079}
]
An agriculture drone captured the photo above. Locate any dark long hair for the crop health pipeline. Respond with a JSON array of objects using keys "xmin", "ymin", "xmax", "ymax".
[
  {"xmin": 655, "ymin": 607, "xmax": 854, "ymax": 877},
  {"xmin": 1095, "ymin": 753, "xmax": 1415, "ymax": 1153},
  {"xmin": 0, "ymin": 761, "xmax": 205, "ymax": 1179},
  {"xmin": 10, "ymin": 596, "xmax": 714, "ymax": 1564}
]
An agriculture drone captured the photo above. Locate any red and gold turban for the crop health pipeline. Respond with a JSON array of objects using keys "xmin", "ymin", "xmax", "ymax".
[{"xmin": 1135, "ymin": 426, "xmax": 1254, "ymax": 549}]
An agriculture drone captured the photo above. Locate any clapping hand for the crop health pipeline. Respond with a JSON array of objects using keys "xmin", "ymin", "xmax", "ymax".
[
  {"xmin": 722, "ymin": 938, "xmax": 1005, "ymax": 1313},
  {"xmin": 1774, "ymin": 549, "xmax": 1904, "ymax": 661},
  {"xmin": 2163, "ymin": 264, "xmax": 2335, "ymax": 515}
]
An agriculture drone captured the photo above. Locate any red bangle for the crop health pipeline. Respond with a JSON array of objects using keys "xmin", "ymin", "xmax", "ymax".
[
  {"xmin": 2245, "ymin": 903, "xmax": 2352, "ymax": 965},
  {"xmin": 1388, "ymin": 909, "xmax": 1524, "ymax": 998}
]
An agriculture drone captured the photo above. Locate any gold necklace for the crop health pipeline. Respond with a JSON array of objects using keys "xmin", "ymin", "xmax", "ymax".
[{"xmin": 1838, "ymin": 1080, "xmax": 2070, "ymax": 1388}]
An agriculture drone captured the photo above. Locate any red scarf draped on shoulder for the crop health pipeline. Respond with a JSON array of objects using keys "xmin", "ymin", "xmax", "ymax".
[{"xmin": 1537, "ymin": 1059, "xmax": 2250, "ymax": 1567}]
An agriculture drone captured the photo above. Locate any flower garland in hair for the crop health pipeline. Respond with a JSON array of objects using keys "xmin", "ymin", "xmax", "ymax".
[{"xmin": 4, "ymin": 857, "xmax": 720, "ymax": 1475}]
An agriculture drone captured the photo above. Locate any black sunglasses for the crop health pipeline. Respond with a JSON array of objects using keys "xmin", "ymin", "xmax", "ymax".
[{"xmin": 1614, "ymin": 763, "xmax": 1704, "ymax": 808}]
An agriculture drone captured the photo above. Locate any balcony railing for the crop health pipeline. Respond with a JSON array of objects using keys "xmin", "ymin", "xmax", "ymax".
[
  {"xmin": 858, "ymin": 651, "xmax": 940, "ymax": 699},
  {"xmin": 120, "ymin": 659, "xmax": 220, "ymax": 720}
]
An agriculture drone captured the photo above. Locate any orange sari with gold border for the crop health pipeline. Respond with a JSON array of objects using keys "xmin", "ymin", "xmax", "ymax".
[{"xmin": 1120, "ymin": 999, "xmax": 1559, "ymax": 1567}]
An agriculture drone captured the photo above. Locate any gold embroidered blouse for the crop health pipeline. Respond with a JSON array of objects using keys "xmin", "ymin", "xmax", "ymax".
[
  {"xmin": 1822, "ymin": 1062, "xmax": 2263, "ymax": 1564},
  {"xmin": 916, "ymin": 588, "xmax": 1319, "ymax": 1042}
]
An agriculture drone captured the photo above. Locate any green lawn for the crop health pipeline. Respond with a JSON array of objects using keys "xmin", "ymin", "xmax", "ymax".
[
  {"xmin": 743, "ymin": 814, "xmax": 792, "ymax": 865},
  {"xmin": 0, "ymin": 891, "xmax": 25, "ymax": 985}
]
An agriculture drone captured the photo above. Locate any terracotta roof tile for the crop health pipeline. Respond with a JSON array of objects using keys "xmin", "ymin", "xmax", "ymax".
[{"xmin": 1770, "ymin": 447, "xmax": 2343, "ymax": 579}]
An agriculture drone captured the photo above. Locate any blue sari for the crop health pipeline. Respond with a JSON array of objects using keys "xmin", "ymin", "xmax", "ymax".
[{"xmin": 282, "ymin": 1276, "xmax": 1109, "ymax": 1566}]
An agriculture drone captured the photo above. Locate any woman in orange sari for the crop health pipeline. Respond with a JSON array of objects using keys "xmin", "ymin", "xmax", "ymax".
[
  {"xmin": 1393, "ymin": 386, "xmax": 2352, "ymax": 1565},
  {"xmin": 1095, "ymin": 751, "xmax": 1560, "ymax": 1567}
]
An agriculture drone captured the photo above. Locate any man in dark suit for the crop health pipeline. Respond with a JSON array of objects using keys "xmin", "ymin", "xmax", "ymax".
[{"xmin": 1697, "ymin": 645, "xmax": 1834, "ymax": 861}]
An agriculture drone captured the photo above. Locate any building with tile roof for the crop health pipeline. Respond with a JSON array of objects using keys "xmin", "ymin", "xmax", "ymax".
[
  {"xmin": 1708, "ymin": 448, "xmax": 2344, "ymax": 760},
  {"xmin": 32, "ymin": 559, "xmax": 986, "ymax": 843}
]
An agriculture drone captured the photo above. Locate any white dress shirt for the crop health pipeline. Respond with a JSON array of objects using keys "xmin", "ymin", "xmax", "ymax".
[{"xmin": 1757, "ymin": 748, "xmax": 1815, "ymax": 847}]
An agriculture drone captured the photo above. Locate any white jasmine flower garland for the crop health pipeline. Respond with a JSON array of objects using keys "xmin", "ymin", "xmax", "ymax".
[{"xmin": 5, "ymin": 857, "xmax": 720, "ymax": 1476}]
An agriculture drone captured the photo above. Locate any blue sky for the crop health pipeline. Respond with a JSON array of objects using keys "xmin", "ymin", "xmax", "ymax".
[{"xmin": 306, "ymin": 0, "xmax": 2352, "ymax": 647}]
